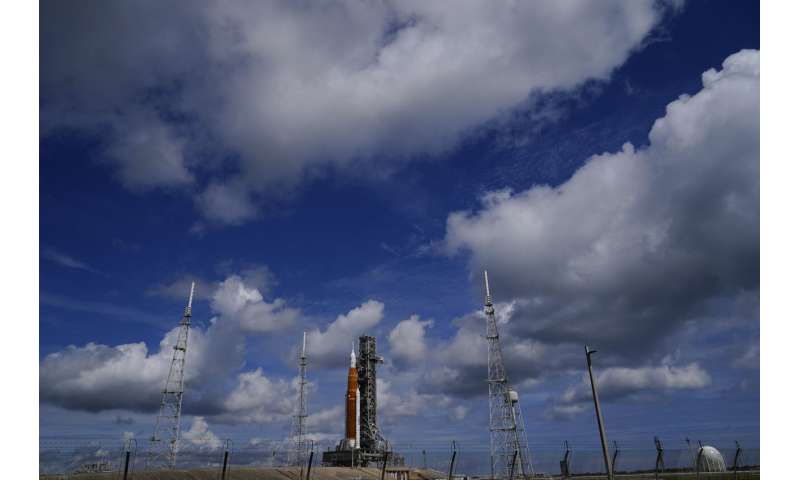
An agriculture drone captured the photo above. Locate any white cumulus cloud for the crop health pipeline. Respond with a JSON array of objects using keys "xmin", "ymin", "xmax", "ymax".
[
  {"xmin": 211, "ymin": 275, "xmax": 300, "ymax": 333},
  {"xmin": 557, "ymin": 362, "xmax": 711, "ymax": 411},
  {"xmin": 444, "ymin": 49, "xmax": 759, "ymax": 353},
  {"xmin": 42, "ymin": 0, "xmax": 679, "ymax": 224},
  {"xmin": 182, "ymin": 416, "xmax": 222, "ymax": 451},
  {"xmin": 104, "ymin": 110, "xmax": 194, "ymax": 192},
  {"xmin": 306, "ymin": 300, "xmax": 384, "ymax": 367},
  {"xmin": 220, "ymin": 368, "xmax": 295, "ymax": 424},
  {"xmin": 389, "ymin": 315, "xmax": 433, "ymax": 366},
  {"xmin": 39, "ymin": 270, "xmax": 300, "ymax": 415},
  {"xmin": 39, "ymin": 328, "xmax": 209, "ymax": 412}
]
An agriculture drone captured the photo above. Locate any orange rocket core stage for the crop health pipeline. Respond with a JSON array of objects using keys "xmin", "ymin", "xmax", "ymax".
[{"xmin": 345, "ymin": 366, "xmax": 358, "ymax": 441}]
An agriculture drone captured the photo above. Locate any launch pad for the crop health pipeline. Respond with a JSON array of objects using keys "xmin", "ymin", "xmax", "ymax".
[
  {"xmin": 322, "ymin": 336, "xmax": 405, "ymax": 467},
  {"xmin": 322, "ymin": 448, "xmax": 405, "ymax": 468}
]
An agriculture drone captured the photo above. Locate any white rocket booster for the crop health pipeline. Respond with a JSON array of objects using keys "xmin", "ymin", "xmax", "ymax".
[{"xmin": 355, "ymin": 384, "xmax": 360, "ymax": 450}]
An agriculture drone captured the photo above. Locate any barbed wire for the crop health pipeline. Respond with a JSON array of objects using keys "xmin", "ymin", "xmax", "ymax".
[{"xmin": 39, "ymin": 437, "xmax": 760, "ymax": 477}]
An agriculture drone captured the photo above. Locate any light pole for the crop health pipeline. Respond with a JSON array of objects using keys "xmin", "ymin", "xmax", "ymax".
[{"xmin": 585, "ymin": 346, "xmax": 613, "ymax": 480}]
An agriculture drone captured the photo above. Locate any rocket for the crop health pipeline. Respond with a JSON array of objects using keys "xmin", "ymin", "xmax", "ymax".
[{"xmin": 345, "ymin": 343, "xmax": 360, "ymax": 449}]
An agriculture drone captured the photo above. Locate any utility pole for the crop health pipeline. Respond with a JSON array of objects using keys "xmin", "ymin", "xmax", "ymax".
[
  {"xmin": 585, "ymin": 346, "xmax": 613, "ymax": 480},
  {"xmin": 484, "ymin": 271, "xmax": 533, "ymax": 479},
  {"xmin": 149, "ymin": 282, "xmax": 195, "ymax": 469}
]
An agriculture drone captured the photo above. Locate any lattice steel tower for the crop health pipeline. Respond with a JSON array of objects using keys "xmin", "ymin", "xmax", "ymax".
[
  {"xmin": 148, "ymin": 281, "xmax": 194, "ymax": 469},
  {"xmin": 358, "ymin": 335, "xmax": 388, "ymax": 454},
  {"xmin": 483, "ymin": 271, "xmax": 533, "ymax": 479},
  {"xmin": 290, "ymin": 331, "xmax": 310, "ymax": 466}
]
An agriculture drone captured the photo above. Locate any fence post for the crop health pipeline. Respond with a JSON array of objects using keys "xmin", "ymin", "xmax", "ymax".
[
  {"xmin": 611, "ymin": 441, "xmax": 619, "ymax": 476},
  {"xmin": 507, "ymin": 450, "xmax": 517, "ymax": 480},
  {"xmin": 695, "ymin": 441, "xmax": 703, "ymax": 480},
  {"xmin": 733, "ymin": 440, "xmax": 742, "ymax": 480},
  {"xmin": 121, "ymin": 438, "xmax": 136, "ymax": 480},
  {"xmin": 121, "ymin": 451, "xmax": 131, "ymax": 480},
  {"xmin": 306, "ymin": 446, "xmax": 314, "ymax": 480},
  {"xmin": 560, "ymin": 441, "xmax": 571, "ymax": 479},
  {"xmin": 381, "ymin": 450, "xmax": 389, "ymax": 480},
  {"xmin": 447, "ymin": 442, "xmax": 458, "ymax": 480},
  {"xmin": 221, "ymin": 450, "xmax": 229, "ymax": 480},
  {"xmin": 654, "ymin": 437, "xmax": 665, "ymax": 480},
  {"xmin": 220, "ymin": 439, "xmax": 232, "ymax": 480}
]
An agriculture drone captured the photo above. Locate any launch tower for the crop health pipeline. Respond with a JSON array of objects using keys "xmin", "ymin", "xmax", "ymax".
[
  {"xmin": 148, "ymin": 282, "xmax": 194, "ymax": 469},
  {"xmin": 357, "ymin": 335, "xmax": 387, "ymax": 455},
  {"xmin": 322, "ymin": 336, "xmax": 403, "ymax": 467},
  {"xmin": 484, "ymin": 271, "xmax": 533, "ymax": 479}
]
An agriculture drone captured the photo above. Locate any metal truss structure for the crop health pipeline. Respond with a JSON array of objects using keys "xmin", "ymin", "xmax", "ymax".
[
  {"xmin": 290, "ymin": 332, "xmax": 310, "ymax": 466},
  {"xmin": 148, "ymin": 282, "xmax": 194, "ymax": 469},
  {"xmin": 357, "ymin": 335, "xmax": 388, "ymax": 455},
  {"xmin": 483, "ymin": 271, "xmax": 533, "ymax": 479}
]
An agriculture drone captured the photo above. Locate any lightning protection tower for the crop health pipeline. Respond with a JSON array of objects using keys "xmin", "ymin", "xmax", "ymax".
[
  {"xmin": 290, "ymin": 331, "xmax": 309, "ymax": 466},
  {"xmin": 148, "ymin": 281, "xmax": 195, "ymax": 469},
  {"xmin": 483, "ymin": 271, "xmax": 533, "ymax": 479}
]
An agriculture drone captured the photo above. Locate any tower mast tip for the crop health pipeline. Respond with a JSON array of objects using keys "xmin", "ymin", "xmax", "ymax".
[
  {"xmin": 188, "ymin": 281, "xmax": 195, "ymax": 307},
  {"xmin": 483, "ymin": 270, "xmax": 492, "ymax": 304}
]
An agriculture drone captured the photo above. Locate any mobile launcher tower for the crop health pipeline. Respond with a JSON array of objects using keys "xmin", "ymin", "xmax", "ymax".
[{"xmin": 323, "ymin": 336, "xmax": 404, "ymax": 467}]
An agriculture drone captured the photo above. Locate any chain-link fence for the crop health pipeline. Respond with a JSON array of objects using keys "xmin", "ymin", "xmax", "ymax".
[
  {"xmin": 40, "ymin": 439, "xmax": 313, "ymax": 476},
  {"xmin": 391, "ymin": 446, "xmax": 759, "ymax": 478},
  {"xmin": 40, "ymin": 439, "xmax": 760, "ymax": 479}
]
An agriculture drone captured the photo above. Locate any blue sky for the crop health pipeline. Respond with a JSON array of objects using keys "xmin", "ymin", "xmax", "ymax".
[{"xmin": 40, "ymin": 0, "xmax": 759, "ymax": 470}]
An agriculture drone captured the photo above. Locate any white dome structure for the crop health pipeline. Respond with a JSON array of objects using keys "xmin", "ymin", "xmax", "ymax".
[{"xmin": 696, "ymin": 445, "xmax": 726, "ymax": 472}]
